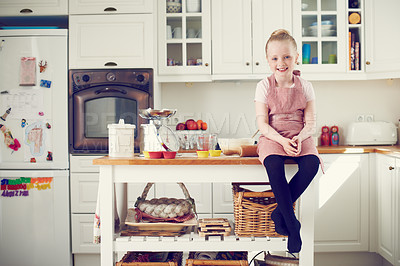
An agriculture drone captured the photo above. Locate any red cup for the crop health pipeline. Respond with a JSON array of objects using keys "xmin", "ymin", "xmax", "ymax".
[
  {"xmin": 148, "ymin": 151, "xmax": 163, "ymax": 159},
  {"xmin": 162, "ymin": 151, "xmax": 177, "ymax": 159}
]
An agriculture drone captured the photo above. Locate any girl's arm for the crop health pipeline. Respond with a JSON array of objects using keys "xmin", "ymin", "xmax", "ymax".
[
  {"xmin": 292, "ymin": 100, "xmax": 317, "ymax": 154},
  {"xmin": 255, "ymin": 101, "xmax": 298, "ymax": 156}
]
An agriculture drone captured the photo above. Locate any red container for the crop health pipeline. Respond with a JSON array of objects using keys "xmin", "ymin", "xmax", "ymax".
[
  {"xmin": 163, "ymin": 151, "xmax": 177, "ymax": 159},
  {"xmin": 148, "ymin": 151, "xmax": 163, "ymax": 159}
]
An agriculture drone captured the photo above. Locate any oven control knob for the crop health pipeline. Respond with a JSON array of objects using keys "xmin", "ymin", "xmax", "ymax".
[
  {"xmin": 82, "ymin": 74, "xmax": 90, "ymax": 82},
  {"xmin": 136, "ymin": 74, "xmax": 145, "ymax": 82},
  {"xmin": 106, "ymin": 72, "xmax": 116, "ymax": 81}
]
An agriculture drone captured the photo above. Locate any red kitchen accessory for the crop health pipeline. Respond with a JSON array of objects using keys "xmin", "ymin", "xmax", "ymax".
[{"xmin": 320, "ymin": 126, "xmax": 330, "ymax": 146}]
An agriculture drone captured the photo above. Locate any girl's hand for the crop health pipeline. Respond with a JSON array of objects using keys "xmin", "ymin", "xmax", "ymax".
[
  {"xmin": 291, "ymin": 136, "xmax": 303, "ymax": 155},
  {"xmin": 280, "ymin": 137, "xmax": 299, "ymax": 156}
]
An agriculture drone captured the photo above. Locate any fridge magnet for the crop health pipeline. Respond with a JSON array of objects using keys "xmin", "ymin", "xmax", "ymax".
[
  {"xmin": 46, "ymin": 151, "xmax": 53, "ymax": 161},
  {"xmin": 24, "ymin": 122, "xmax": 45, "ymax": 157},
  {"xmin": 39, "ymin": 79, "xmax": 51, "ymax": 88},
  {"xmin": 30, "ymin": 158, "xmax": 36, "ymax": 163},
  {"xmin": 38, "ymin": 60, "xmax": 47, "ymax": 73},
  {"xmin": 38, "ymin": 111, "xmax": 44, "ymax": 116},
  {"xmin": 46, "ymin": 122, "xmax": 51, "ymax": 129},
  {"xmin": 0, "ymin": 124, "xmax": 21, "ymax": 151},
  {"xmin": 19, "ymin": 57, "xmax": 36, "ymax": 86},
  {"xmin": 0, "ymin": 107, "xmax": 11, "ymax": 121},
  {"xmin": 330, "ymin": 126, "xmax": 339, "ymax": 146},
  {"xmin": 21, "ymin": 119, "xmax": 27, "ymax": 128}
]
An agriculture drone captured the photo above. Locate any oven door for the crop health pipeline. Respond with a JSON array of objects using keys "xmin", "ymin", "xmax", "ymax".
[{"xmin": 70, "ymin": 85, "xmax": 150, "ymax": 153}]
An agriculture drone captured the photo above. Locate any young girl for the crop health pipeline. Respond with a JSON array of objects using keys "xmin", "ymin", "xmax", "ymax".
[{"xmin": 254, "ymin": 29, "xmax": 321, "ymax": 253}]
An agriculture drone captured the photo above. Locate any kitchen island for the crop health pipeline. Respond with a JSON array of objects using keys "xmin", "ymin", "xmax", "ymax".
[{"xmin": 93, "ymin": 154, "xmax": 316, "ymax": 266}]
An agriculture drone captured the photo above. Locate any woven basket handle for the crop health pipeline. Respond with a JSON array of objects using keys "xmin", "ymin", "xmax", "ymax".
[{"xmin": 134, "ymin": 182, "xmax": 197, "ymax": 215}]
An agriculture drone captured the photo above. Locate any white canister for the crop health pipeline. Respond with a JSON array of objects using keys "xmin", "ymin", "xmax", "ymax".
[{"xmin": 108, "ymin": 119, "xmax": 136, "ymax": 157}]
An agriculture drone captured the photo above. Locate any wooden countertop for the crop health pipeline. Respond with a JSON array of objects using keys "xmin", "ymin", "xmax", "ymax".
[{"xmin": 93, "ymin": 145, "xmax": 400, "ymax": 165}]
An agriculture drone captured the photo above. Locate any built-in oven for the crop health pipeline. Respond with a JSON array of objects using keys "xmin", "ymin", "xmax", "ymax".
[{"xmin": 68, "ymin": 69, "xmax": 153, "ymax": 154}]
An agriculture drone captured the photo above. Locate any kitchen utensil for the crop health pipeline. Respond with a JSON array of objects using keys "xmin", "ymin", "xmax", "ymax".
[
  {"xmin": 187, "ymin": 28, "xmax": 196, "ymax": 38},
  {"xmin": 218, "ymin": 138, "xmax": 254, "ymax": 155},
  {"xmin": 139, "ymin": 108, "xmax": 180, "ymax": 151},
  {"xmin": 163, "ymin": 151, "xmax": 177, "ymax": 159},
  {"xmin": 107, "ymin": 119, "xmax": 135, "ymax": 158},
  {"xmin": 197, "ymin": 150, "xmax": 209, "ymax": 158},
  {"xmin": 167, "ymin": 1, "xmax": 182, "ymax": 13},
  {"xmin": 209, "ymin": 150, "xmax": 222, "ymax": 157},
  {"xmin": 167, "ymin": 25, "xmax": 173, "ymax": 39},
  {"xmin": 148, "ymin": 151, "xmax": 163, "ymax": 159},
  {"xmin": 186, "ymin": 0, "xmax": 201, "ymax": 12},
  {"xmin": 173, "ymin": 27, "xmax": 182, "ymax": 39},
  {"xmin": 251, "ymin": 129, "xmax": 259, "ymax": 139},
  {"xmin": 196, "ymin": 133, "xmax": 210, "ymax": 151},
  {"xmin": 302, "ymin": 44, "xmax": 311, "ymax": 64}
]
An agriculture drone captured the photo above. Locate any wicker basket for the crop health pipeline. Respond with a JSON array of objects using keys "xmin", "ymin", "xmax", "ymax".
[
  {"xmin": 116, "ymin": 252, "xmax": 182, "ymax": 266},
  {"xmin": 185, "ymin": 252, "xmax": 248, "ymax": 266},
  {"xmin": 232, "ymin": 183, "xmax": 295, "ymax": 237}
]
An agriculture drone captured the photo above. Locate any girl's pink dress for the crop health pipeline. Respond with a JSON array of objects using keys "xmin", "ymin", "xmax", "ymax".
[{"xmin": 257, "ymin": 74, "xmax": 321, "ymax": 164}]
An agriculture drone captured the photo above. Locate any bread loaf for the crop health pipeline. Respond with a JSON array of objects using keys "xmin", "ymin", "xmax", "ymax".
[{"xmin": 137, "ymin": 198, "xmax": 192, "ymax": 218}]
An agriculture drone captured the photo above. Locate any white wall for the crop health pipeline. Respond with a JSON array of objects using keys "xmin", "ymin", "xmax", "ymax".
[{"xmin": 161, "ymin": 79, "xmax": 400, "ymax": 144}]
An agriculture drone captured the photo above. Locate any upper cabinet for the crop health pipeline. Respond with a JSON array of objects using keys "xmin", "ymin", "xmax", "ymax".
[
  {"xmin": 0, "ymin": 0, "xmax": 67, "ymax": 16},
  {"xmin": 69, "ymin": 14, "xmax": 154, "ymax": 69},
  {"xmin": 292, "ymin": 0, "xmax": 346, "ymax": 74},
  {"xmin": 211, "ymin": 0, "xmax": 292, "ymax": 77},
  {"xmin": 69, "ymin": 0, "xmax": 153, "ymax": 15},
  {"xmin": 157, "ymin": 0, "xmax": 211, "ymax": 81},
  {"xmin": 365, "ymin": 0, "xmax": 400, "ymax": 79}
]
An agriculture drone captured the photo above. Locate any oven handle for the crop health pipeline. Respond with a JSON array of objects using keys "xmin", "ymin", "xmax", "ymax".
[{"xmin": 95, "ymin": 87, "xmax": 127, "ymax": 95}]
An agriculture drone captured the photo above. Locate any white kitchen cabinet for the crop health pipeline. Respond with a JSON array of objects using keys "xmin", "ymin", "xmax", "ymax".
[
  {"xmin": 211, "ymin": 0, "xmax": 292, "ymax": 77},
  {"xmin": 365, "ymin": 0, "xmax": 400, "ymax": 79},
  {"xmin": 376, "ymin": 154, "xmax": 397, "ymax": 265},
  {"xmin": 157, "ymin": 0, "xmax": 212, "ymax": 81},
  {"xmin": 314, "ymin": 154, "xmax": 369, "ymax": 252},
  {"xmin": 0, "ymin": 0, "xmax": 67, "ymax": 16},
  {"xmin": 396, "ymin": 158, "xmax": 400, "ymax": 266},
  {"xmin": 69, "ymin": 14, "xmax": 154, "ymax": 69},
  {"xmin": 292, "ymin": 0, "xmax": 346, "ymax": 74},
  {"xmin": 69, "ymin": 0, "xmax": 153, "ymax": 15},
  {"xmin": 72, "ymin": 214, "xmax": 100, "ymax": 253}
]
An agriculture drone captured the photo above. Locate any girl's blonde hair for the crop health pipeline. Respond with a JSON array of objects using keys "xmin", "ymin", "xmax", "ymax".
[{"xmin": 265, "ymin": 29, "xmax": 297, "ymax": 55}]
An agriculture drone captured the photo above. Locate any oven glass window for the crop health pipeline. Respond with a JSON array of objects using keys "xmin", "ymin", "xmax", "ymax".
[{"xmin": 85, "ymin": 97, "xmax": 137, "ymax": 138}]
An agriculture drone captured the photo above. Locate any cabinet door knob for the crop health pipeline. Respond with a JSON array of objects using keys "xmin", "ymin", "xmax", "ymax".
[
  {"xmin": 255, "ymin": 62, "xmax": 259, "ymax": 66},
  {"xmin": 205, "ymin": 63, "xmax": 209, "ymax": 67},
  {"xmin": 366, "ymin": 61, "xmax": 371, "ymax": 65},
  {"xmin": 246, "ymin": 62, "xmax": 250, "ymax": 66},
  {"xmin": 20, "ymin": 8, "xmax": 33, "ymax": 13},
  {"xmin": 104, "ymin": 62, "xmax": 118, "ymax": 66},
  {"xmin": 389, "ymin": 166, "xmax": 394, "ymax": 170},
  {"xmin": 104, "ymin": 7, "xmax": 117, "ymax": 12}
]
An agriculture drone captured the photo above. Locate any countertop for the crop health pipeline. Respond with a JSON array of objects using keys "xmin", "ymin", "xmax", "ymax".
[{"xmin": 93, "ymin": 145, "xmax": 400, "ymax": 165}]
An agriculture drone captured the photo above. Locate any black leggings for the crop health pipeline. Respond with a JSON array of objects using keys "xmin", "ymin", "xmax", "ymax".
[{"xmin": 263, "ymin": 154, "xmax": 319, "ymax": 252}]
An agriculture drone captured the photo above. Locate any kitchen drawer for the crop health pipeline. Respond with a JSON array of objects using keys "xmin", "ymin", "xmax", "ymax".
[
  {"xmin": 71, "ymin": 173, "xmax": 99, "ymax": 213},
  {"xmin": 71, "ymin": 214, "xmax": 100, "ymax": 254},
  {"xmin": 71, "ymin": 172, "xmax": 152, "ymax": 213},
  {"xmin": 70, "ymin": 155, "xmax": 102, "ymax": 173}
]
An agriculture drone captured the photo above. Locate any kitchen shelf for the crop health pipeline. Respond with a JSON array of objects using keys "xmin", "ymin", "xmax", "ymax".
[{"xmin": 115, "ymin": 225, "xmax": 287, "ymax": 252}]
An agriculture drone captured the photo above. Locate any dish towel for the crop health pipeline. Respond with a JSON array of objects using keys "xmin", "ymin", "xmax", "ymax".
[{"xmin": 93, "ymin": 185, "xmax": 120, "ymax": 244}]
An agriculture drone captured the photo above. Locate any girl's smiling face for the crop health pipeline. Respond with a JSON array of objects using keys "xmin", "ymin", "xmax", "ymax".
[{"xmin": 266, "ymin": 40, "xmax": 299, "ymax": 80}]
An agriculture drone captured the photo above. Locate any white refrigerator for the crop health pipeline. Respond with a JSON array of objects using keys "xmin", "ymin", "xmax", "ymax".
[{"xmin": 0, "ymin": 29, "xmax": 71, "ymax": 266}]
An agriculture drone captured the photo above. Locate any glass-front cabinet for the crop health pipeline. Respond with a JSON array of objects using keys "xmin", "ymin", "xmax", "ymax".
[
  {"xmin": 158, "ymin": 0, "xmax": 211, "ymax": 79},
  {"xmin": 293, "ymin": 0, "xmax": 346, "ymax": 72}
]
